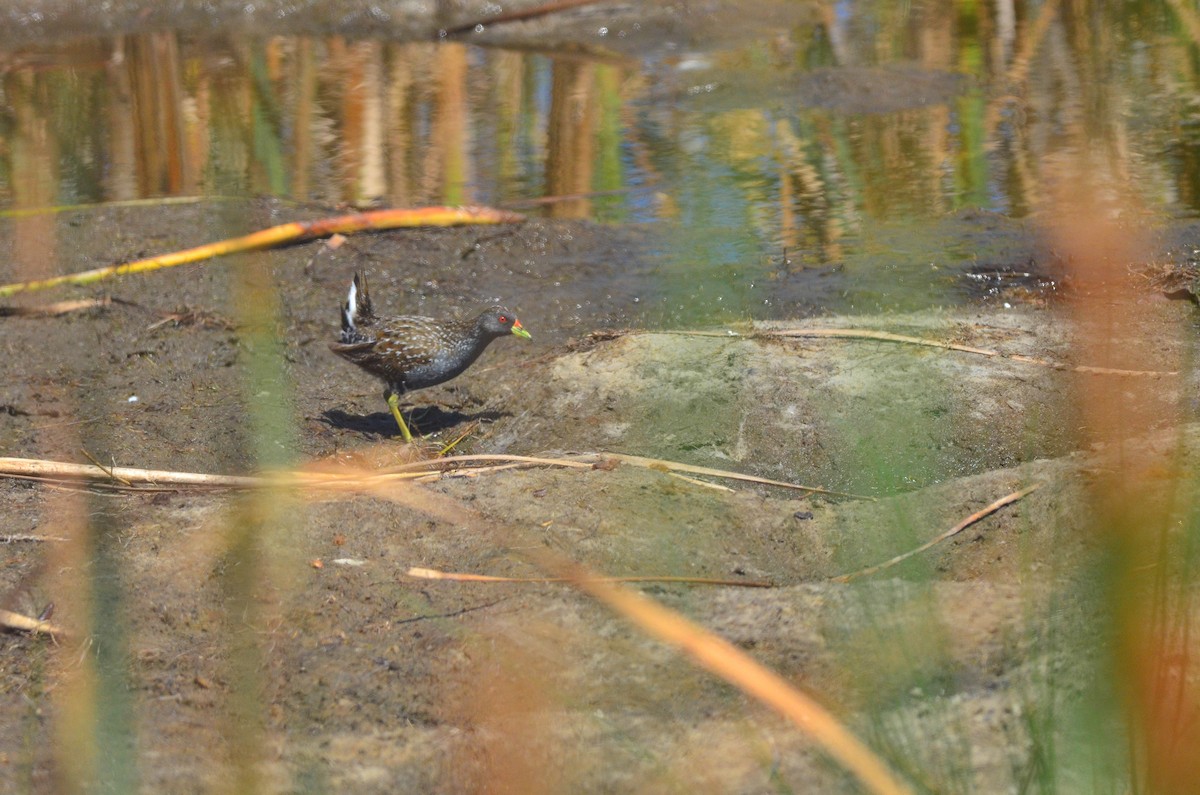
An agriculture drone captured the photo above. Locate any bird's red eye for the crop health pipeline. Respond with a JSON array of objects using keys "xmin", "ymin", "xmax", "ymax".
[{"xmin": 499, "ymin": 315, "xmax": 508, "ymax": 323}]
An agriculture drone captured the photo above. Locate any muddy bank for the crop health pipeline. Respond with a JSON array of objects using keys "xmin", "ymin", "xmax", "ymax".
[{"xmin": 0, "ymin": 203, "xmax": 1197, "ymax": 791}]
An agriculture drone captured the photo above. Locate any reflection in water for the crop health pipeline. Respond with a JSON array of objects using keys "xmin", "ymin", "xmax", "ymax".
[
  {"xmin": 130, "ymin": 34, "xmax": 189, "ymax": 196},
  {"xmin": 546, "ymin": 59, "xmax": 596, "ymax": 219},
  {"xmin": 8, "ymin": 68, "xmax": 57, "ymax": 282},
  {"xmin": 0, "ymin": 2, "xmax": 1199, "ymax": 317}
]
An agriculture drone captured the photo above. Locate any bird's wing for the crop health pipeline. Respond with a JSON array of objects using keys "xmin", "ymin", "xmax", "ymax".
[{"xmin": 372, "ymin": 334, "xmax": 439, "ymax": 370}]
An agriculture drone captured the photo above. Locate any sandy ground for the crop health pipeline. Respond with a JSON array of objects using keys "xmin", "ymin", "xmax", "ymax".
[{"xmin": 0, "ymin": 200, "xmax": 1197, "ymax": 792}]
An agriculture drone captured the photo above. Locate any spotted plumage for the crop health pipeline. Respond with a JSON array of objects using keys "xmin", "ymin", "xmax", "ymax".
[{"xmin": 329, "ymin": 272, "xmax": 531, "ymax": 441}]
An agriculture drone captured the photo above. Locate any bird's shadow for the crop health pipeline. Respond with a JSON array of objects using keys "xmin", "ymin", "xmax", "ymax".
[{"xmin": 320, "ymin": 406, "xmax": 507, "ymax": 438}]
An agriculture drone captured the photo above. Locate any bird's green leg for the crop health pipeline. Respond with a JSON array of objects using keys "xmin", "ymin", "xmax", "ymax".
[{"xmin": 386, "ymin": 392, "xmax": 414, "ymax": 442}]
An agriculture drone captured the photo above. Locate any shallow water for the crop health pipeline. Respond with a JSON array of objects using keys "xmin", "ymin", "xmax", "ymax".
[{"xmin": 1, "ymin": 1, "xmax": 1198, "ymax": 325}]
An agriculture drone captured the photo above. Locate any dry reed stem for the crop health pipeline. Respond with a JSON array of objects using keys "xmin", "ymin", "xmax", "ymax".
[
  {"xmin": 0, "ymin": 457, "xmax": 267, "ymax": 489},
  {"xmin": 0, "ymin": 452, "xmax": 854, "ymax": 501},
  {"xmin": 546, "ymin": 554, "xmax": 915, "ymax": 795},
  {"xmin": 674, "ymin": 327, "xmax": 1176, "ymax": 377},
  {"xmin": 667, "ymin": 472, "xmax": 736, "ymax": 492},
  {"xmin": 407, "ymin": 566, "xmax": 773, "ymax": 588},
  {"xmin": 0, "ymin": 455, "xmax": 556, "ymax": 490},
  {"xmin": 79, "ymin": 449, "xmax": 132, "ymax": 487},
  {"xmin": 832, "ymin": 484, "xmax": 1041, "ymax": 583},
  {"xmin": 0, "ymin": 205, "xmax": 525, "ymax": 297},
  {"xmin": 386, "ymin": 452, "xmax": 594, "ymax": 473},
  {"xmin": 414, "ymin": 462, "xmax": 531, "ymax": 482},
  {"xmin": 0, "ymin": 607, "xmax": 65, "ymax": 637},
  {"xmin": 0, "ymin": 297, "xmax": 112, "ymax": 316}
]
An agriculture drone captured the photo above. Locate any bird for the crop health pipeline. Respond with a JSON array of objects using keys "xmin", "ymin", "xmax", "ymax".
[{"xmin": 329, "ymin": 272, "xmax": 531, "ymax": 442}]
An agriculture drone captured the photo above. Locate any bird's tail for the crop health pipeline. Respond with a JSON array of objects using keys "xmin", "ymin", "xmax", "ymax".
[{"xmin": 340, "ymin": 272, "xmax": 376, "ymax": 341}]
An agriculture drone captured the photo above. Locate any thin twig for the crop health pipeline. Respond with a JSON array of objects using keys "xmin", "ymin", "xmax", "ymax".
[
  {"xmin": 580, "ymin": 452, "xmax": 872, "ymax": 499},
  {"xmin": 415, "ymin": 462, "xmax": 531, "ymax": 482},
  {"xmin": 392, "ymin": 598, "xmax": 508, "ymax": 625},
  {"xmin": 407, "ymin": 566, "xmax": 773, "ymax": 588},
  {"xmin": 832, "ymin": 484, "xmax": 1042, "ymax": 583},
  {"xmin": 765, "ymin": 328, "xmax": 1159, "ymax": 374},
  {"xmin": 80, "ymin": 449, "xmax": 133, "ymax": 487},
  {"xmin": 1, "ymin": 533, "xmax": 67, "ymax": 543},
  {"xmin": 669, "ymin": 327, "xmax": 1176, "ymax": 377},
  {"xmin": 438, "ymin": 421, "xmax": 480, "ymax": 456}
]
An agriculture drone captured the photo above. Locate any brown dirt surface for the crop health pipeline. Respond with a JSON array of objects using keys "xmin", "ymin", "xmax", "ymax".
[{"xmin": 0, "ymin": 199, "xmax": 1196, "ymax": 791}]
